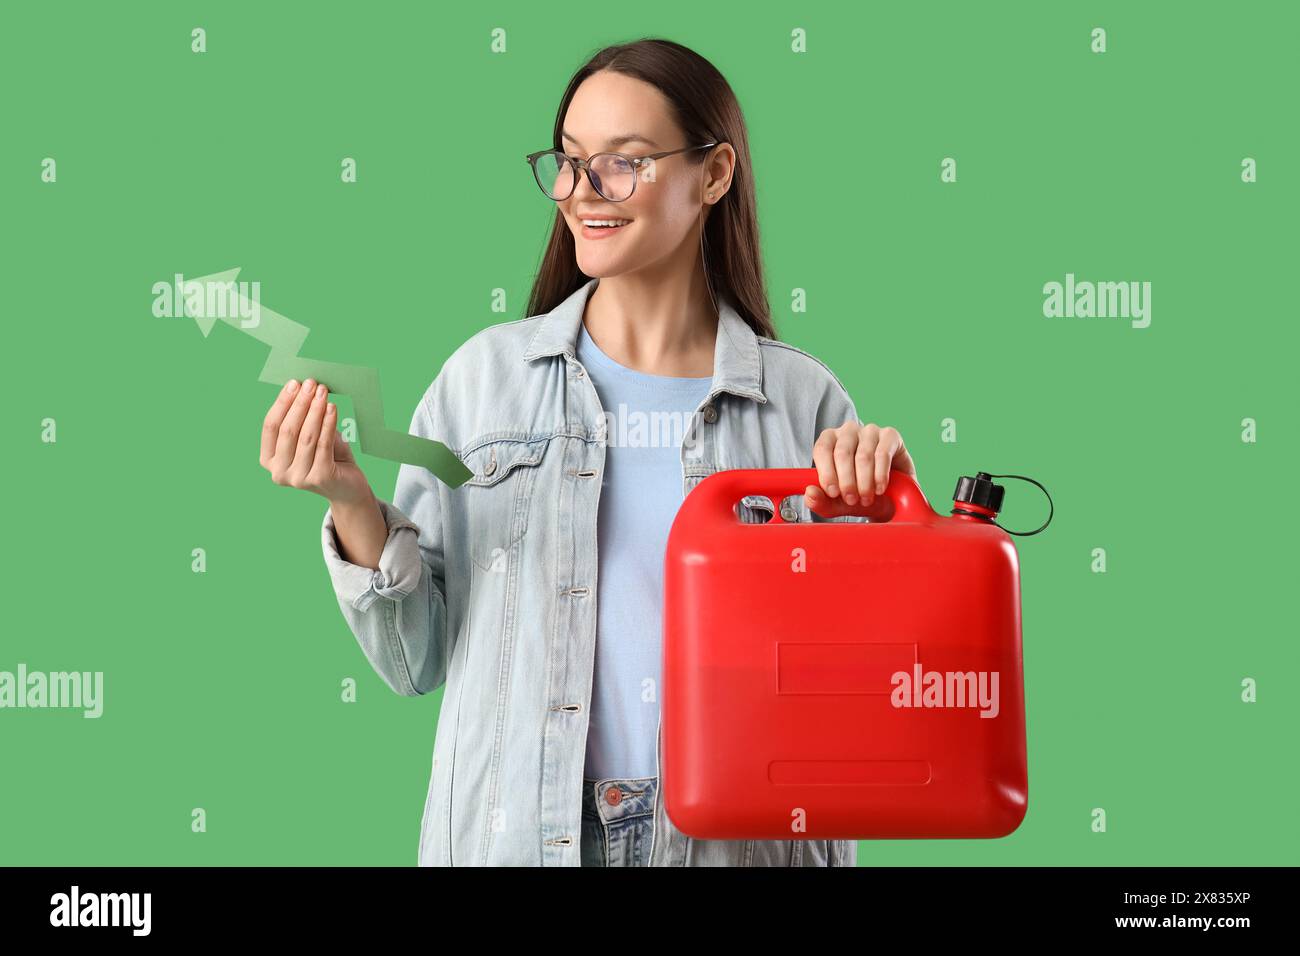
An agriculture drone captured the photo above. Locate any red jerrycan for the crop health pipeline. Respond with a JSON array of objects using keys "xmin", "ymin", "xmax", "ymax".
[{"xmin": 662, "ymin": 467, "xmax": 1033, "ymax": 840}]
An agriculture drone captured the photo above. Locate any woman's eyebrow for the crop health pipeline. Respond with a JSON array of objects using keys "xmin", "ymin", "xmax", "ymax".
[{"xmin": 561, "ymin": 131, "xmax": 660, "ymax": 150}]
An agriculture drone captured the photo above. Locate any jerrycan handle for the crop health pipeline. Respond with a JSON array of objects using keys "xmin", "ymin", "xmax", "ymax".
[{"xmin": 697, "ymin": 467, "xmax": 935, "ymax": 524}]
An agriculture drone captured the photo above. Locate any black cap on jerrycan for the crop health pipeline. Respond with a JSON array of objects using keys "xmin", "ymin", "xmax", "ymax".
[
  {"xmin": 953, "ymin": 471, "xmax": 1004, "ymax": 516},
  {"xmin": 950, "ymin": 471, "xmax": 1053, "ymax": 537}
]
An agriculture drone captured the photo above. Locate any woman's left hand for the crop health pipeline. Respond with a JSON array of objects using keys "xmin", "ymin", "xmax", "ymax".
[{"xmin": 805, "ymin": 422, "xmax": 917, "ymax": 517}]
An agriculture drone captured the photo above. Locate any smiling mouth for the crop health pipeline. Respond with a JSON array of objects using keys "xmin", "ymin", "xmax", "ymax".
[{"xmin": 578, "ymin": 217, "xmax": 632, "ymax": 240}]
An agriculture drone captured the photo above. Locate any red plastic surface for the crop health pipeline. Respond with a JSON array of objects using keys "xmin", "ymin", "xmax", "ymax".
[{"xmin": 662, "ymin": 467, "xmax": 1028, "ymax": 840}]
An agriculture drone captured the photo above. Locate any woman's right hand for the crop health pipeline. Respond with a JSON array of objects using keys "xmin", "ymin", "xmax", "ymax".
[{"xmin": 260, "ymin": 378, "xmax": 372, "ymax": 507}]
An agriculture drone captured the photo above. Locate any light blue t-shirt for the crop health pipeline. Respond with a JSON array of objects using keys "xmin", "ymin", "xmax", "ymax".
[{"xmin": 576, "ymin": 321, "xmax": 713, "ymax": 782}]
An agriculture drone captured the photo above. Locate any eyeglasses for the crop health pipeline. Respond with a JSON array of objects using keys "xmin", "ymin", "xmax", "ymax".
[{"xmin": 525, "ymin": 142, "xmax": 719, "ymax": 202}]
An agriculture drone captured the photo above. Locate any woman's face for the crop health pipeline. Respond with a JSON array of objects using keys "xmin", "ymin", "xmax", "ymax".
[{"xmin": 556, "ymin": 69, "xmax": 729, "ymax": 279}]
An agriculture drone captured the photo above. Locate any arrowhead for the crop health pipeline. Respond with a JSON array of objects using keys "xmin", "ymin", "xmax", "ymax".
[{"xmin": 183, "ymin": 268, "xmax": 243, "ymax": 338}]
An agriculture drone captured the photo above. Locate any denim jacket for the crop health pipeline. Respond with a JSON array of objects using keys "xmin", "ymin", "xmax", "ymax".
[{"xmin": 321, "ymin": 276, "xmax": 863, "ymax": 866}]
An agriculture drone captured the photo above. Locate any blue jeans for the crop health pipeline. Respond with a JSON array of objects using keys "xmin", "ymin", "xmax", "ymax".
[{"xmin": 580, "ymin": 775, "xmax": 658, "ymax": 866}]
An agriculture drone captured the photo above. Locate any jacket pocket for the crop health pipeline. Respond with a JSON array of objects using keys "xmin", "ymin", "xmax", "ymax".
[{"xmin": 460, "ymin": 436, "xmax": 550, "ymax": 572}]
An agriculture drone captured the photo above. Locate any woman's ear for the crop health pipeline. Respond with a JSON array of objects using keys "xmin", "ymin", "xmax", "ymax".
[
  {"xmin": 700, "ymin": 144, "xmax": 733, "ymax": 204},
  {"xmin": 707, "ymin": 143, "xmax": 736, "ymax": 199}
]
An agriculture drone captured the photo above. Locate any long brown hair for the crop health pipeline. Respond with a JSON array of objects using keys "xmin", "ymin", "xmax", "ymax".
[{"xmin": 524, "ymin": 37, "xmax": 777, "ymax": 340}]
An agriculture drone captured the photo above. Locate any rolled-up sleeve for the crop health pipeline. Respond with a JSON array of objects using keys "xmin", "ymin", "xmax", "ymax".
[
  {"xmin": 317, "ymin": 393, "xmax": 454, "ymax": 697},
  {"xmin": 321, "ymin": 499, "xmax": 424, "ymax": 613}
]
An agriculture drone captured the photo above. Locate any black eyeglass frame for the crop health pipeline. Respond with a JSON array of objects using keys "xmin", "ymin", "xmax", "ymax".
[{"xmin": 524, "ymin": 141, "xmax": 721, "ymax": 202}]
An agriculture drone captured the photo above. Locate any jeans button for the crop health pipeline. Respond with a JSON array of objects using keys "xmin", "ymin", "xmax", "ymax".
[{"xmin": 605, "ymin": 787, "xmax": 622, "ymax": 806}]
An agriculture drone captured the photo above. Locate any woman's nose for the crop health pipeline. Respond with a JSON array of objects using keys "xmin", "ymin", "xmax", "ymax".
[{"xmin": 571, "ymin": 165, "xmax": 602, "ymax": 201}]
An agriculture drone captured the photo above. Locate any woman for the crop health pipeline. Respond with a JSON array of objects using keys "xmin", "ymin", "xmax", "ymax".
[{"xmin": 259, "ymin": 38, "xmax": 917, "ymax": 866}]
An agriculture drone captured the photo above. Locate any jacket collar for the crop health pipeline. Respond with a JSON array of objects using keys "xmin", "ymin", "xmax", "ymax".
[{"xmin": 522, "ymin": 276, "xmax": 767, "ymax": 404}]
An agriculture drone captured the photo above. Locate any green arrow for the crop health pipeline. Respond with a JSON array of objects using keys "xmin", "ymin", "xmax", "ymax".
[{"xmin": 184, "ymin": 268, "xmax": 472, "ymax": 487}]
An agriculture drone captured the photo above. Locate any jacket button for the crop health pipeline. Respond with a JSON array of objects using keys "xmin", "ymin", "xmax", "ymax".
[
  {"xmin": 483, "ymin": 459, "xmax": 496, "ymax": 477},
  {"xmin": 780, "ymin": 504, "xmax": 798, "ymax": 522},
  {"xmin": 702, "ymin": 404, "xmax": 718, "ymax": 424},
  {"xmin": 604, "ymin": 787, "xmax": 622, "ymax": 806}
]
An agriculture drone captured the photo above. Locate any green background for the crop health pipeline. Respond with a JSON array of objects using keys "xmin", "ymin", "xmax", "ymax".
[{"xmin": 1, "ymin": 1, "xmax": 1295, "ymax": 865}]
